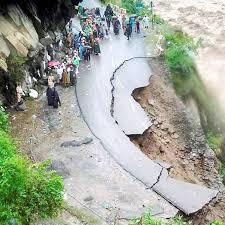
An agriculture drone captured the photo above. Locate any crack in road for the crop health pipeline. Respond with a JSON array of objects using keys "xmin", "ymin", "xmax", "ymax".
[
  {"xmin": 109, "ymin": 56, "xmax": 154, "ymax": 118},
  {"xmin": 150, "ymin": 166, "xmax": 165, "ymax": 189},
  {"xmin": 108, "ymin": 56, "xmax": 168, "ymax": 190}
]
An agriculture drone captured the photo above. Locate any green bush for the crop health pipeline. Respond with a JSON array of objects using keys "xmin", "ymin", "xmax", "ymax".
[
  {"xmin": 165, "ymin": 45, "xmax": 195, "ymax": 76},
  {"xmin": 211, "ymin": 221, "xmax": 225, "ymax": 225},
  {"xmin": 0, "ymin": 157, "xmax": 64, "ymax": 225},
  {"xmin": 153, "ymin": 15, "xmax": 164, "ymax": 25},
  {"xmin": 206, "ymin": 132, "xmax": 223, "ymax": 152},
  {"xmin": 0, "ymin": 100, "xmax": 64, "ymax": 224},
  {"xmin": 164, "ymin": 31, "xmax": 197, "ymax": 77},
  {"xmin": 0, "ymin": 106, "xmax": 9, "ymax": 133},
  {"xmin": 0, "ymin": 130, "xmax": 17, "ymax": 163},
  {"xmin": 120, "ymin": 0, "xmax": 136, "ymax": 14}
]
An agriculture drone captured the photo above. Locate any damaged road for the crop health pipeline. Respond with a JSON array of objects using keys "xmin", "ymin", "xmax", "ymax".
[
  {"xmin": 76, "ymin": 0, "xmax": 218, "ymax": 216},
  {"xmin": 110, "ymin": 57, "xmax": 152, "ymax": 135}
]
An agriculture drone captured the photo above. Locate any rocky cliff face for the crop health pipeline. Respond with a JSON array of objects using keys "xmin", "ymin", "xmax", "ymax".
[{"xmin": 0, "ymin": 0, "xmax": 82, "ymax": 103}]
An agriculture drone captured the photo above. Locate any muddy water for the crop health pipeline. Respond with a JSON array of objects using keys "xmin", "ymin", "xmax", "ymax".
[{"xmin": 154, "ymin": 0, "xmax": 225, "ymax": 112}]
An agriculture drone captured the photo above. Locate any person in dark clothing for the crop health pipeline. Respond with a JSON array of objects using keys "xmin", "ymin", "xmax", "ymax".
[
  {"xmin": 104, "ymin": 4, "xmax": 113, "ymax": 17},
  {"xmin": 84, "ymin": 49, "xmax": 91, "ymax": 61},
  {"xmin": 52, "ymin": 88, "xmax": 61, "ymax": 108},
  {"xmin": 93, "ymin": 39, "xmax": 101, "ymax": 55},
  {"xmin": 125, "ymin": 23, "xmax": 132, "ymax": 40},
  {"xmin": 46, "ymin": 86, "xmax": 54, "ymax": 106},
  {"xmin": 93, "ymin": 29, "xmax": 98, "ymax": 39},
  {"xmin": 113, "ymin": 18, "xmax": 120, "ymax": 35},
  {"xmin": 106, "ymin": 16, "xmax": 111, "ymax": 30},
  {"xmin": 136, "ymin": 19, "xmax": 140, "ymax": 33},
  {"xmin": 86, "ymin": 49, "xmax": 91, "ymax": 61},
  {"xmin": 95, "ymin": 7, "xmax": 101, "ymax": 17},
  {"xmin": 104, "ymin": 4, "xmax": 113, "ymax": 30},
  {"xmin": 46, "ymin": 86, "xmax": 61, "ymax": 108}
]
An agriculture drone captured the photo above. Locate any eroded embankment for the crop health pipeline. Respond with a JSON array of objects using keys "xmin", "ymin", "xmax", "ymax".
[
  {"xmin": 130, "ymin": 57, "xmax": 225, "ymax": 224},
  {"xmin": 107, "ymin": 55, "xmax": 219, "ymax": 216}
]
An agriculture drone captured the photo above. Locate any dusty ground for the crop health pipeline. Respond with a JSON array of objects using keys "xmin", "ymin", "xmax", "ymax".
[
  {"xmin": 131, "ymin": 57, "xmax": 225, "ymax": 224},
  {"xmin": 153, "ymin": 0, "xmax": 225, "ymax": 116}
]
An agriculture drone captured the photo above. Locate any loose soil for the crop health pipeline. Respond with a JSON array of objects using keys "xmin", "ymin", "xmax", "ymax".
[{"xmin": 130, "ymin": 57, "xmax": 225, "ymax": 224}]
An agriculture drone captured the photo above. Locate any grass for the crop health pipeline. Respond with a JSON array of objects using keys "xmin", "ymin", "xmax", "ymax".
[
  {"xmin": 130, "ymin": 212, "xmax": 187, "ymax": 225},
  {"xmin": 211, "ymin": 221, "xmax": 225, "ymax": 225},
  {"xmin": 206, "ymin": 132, "xmax": 223, "ymax": 153},
  {"xmin": 130, "ymin": 211, "xmax": 225, "ymax": 225}
]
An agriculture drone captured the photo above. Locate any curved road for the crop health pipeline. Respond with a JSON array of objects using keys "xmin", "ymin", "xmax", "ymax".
[{"xmin": 75, "ymin": 0, "xmax": 218, "ymax": 216}]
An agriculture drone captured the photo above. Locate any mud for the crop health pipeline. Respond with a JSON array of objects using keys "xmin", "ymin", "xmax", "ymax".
[{"xmin": 131, "ymin": 57, "xmax": 225, "ymax": 224}]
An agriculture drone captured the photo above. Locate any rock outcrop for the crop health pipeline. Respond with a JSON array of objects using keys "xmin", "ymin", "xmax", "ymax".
[
  {"xmin": 0, "ymin": 0, "xmax": 82, "ymax": 103},
  {"xmin": 0, "ymin": 0, "xmax": 81, "ymax": 71}
]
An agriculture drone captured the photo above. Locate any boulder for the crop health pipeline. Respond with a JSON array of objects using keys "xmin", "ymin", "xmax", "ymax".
[{"xmin": 29, "ymin": 89, "xmax": 38, "ymax": 99}]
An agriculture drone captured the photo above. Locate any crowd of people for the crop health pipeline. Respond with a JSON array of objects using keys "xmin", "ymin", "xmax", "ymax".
[{"xmin": 44, "ymin": 4, "xmax": 151, "ymax": 109}]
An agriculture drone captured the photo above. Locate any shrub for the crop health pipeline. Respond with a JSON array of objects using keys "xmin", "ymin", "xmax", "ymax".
[
  {"xmin": 206, "ymin": 132, "xmax": 223, "ymax": 152},
  {"xmin": 0, "ymin": 102, "xmax": 64, "ymax": 224},
  {"xmin": 130, "ymin": 212, "xmax": 187, "ymax": 225},
  {"xmin": 153, "ymin": 15, "xmax": 164, "ymax": 25},
  {"xmin": 164, "ymin": 31, "xmax": 197, "ymax": 77},
  {"xmin": 0, "ymin": 158, "xmax": 64, "ymax": 225},
  {"xmin": 120, "ymin": 0, "xmax": 136, "ymax": 14},
  {"xmin": 211, "ymin": 221, "xmax": 225, "ymax": 225},
  {"xmin": 0, "ymin": 130, "xmax": 16, "ymax": 164},
  {"xmin": 0, "ymin": 106, "xmax": 9, "ymax": 133},
  {"xmin": 165, "ymin": 45, "xmax": 195, "ymax": 76}
]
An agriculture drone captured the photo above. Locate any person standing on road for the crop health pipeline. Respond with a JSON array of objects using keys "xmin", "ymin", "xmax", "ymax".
[
  {"xmin": 73, "ymin": 54, "xmax": 80, "ymax": 74},
  {"xmin": 104, "ymin": 4, "xmax": 114, "ymax": 30},
  {"xmin": 136, "ymin": 19, "xmax": 140, "ymax": 33},
  {"xmin": 122, "ymin": 14, "xmax": 126, "ymax": 32},
  {"xmin": 130, "ymin": 16, "xmax": 135, "ymax": 33},
  {"xmin": 95, "ymin": 7, "xmax": 101, "ymax": 17},
  {"xmin": 62, "ymin": 69, "xmax": 69, "ymax": 87},
  {"xmin": 93, "ymin": 39, "xmax": 101, "ymax": 55},
  {"xmin": 16, "ymin": 84, "xmax": 26, "ymax": 111},
  {"xmin": 125, "ymin": 23, "xmax": 132, "ymax": 40},
  {"xmin": 106, "ymin": 15, "xmax": 111, "ymax": 30},
  {"xmin": 52, "ymin": 87, "xmax": 61, "ymax": 108},
  {"xmin": 113, "ymin": 17, "xmax": 120, "ymax": 35},
  {"xmin": 142, "ymin": 15, "xmax": 150, "ymax": 29}
]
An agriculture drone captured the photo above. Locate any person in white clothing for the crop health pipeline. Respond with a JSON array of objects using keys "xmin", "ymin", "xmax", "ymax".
[{"xmin": 142, "ymin": 16, "xmax": 150, "ymax": 29}]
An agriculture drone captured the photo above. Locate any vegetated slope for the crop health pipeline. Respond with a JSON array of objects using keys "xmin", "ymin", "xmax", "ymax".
[{"xmin": 154, "ymin": 0, "xmax": 225, "ymax": 120}]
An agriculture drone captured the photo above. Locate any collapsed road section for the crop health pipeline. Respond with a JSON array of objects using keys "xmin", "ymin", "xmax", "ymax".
[{"xmin": 107, "ymin": 57, "xmax": 218, "ymax": 214}]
